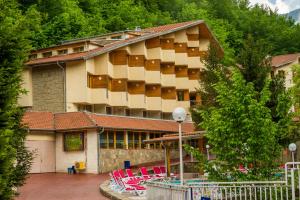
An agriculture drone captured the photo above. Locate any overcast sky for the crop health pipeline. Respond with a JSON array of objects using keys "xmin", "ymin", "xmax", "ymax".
[{"xmin": 249, "ymin": 0, "xmax": 300, "ymax": 14}]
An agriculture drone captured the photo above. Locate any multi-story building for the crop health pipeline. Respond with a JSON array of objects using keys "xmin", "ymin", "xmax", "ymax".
[
  {"xmin": 21, "ymin": 20, "xmax": 222, "ymax": 174},
  {"xmin": 20, "ymin": 20, "xmax": 222, "ymax": 120}
]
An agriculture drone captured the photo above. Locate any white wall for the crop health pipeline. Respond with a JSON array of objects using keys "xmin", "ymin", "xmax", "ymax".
[{"xmin": 55, "ymin": 130, "xmax": 98, "ymax": 174}]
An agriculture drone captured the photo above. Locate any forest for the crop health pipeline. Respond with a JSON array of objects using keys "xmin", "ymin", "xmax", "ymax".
[
  {"xmin": 14, "ymin": 0, "xmax": 300, "ymax": 60},
  {"xmin": 1, "ymin": 0, "xmax": 300, "ymax": 198}
]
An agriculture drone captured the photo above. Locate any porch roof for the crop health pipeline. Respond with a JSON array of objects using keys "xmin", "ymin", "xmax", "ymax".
[
  {"xmin": 22, "ymin": 111, "xmax": 195, "ymax": 133},
  {"xmin": 143, "ymin": 131, "xmax": 205, "ymax": 143}
]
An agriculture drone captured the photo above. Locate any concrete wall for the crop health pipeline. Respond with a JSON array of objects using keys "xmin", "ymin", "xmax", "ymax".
[
  {"xmin": 56, "ymin": 130, "xmax": 98, "ymax": 174},
  {"xmin": 99, "ymin": 148, "xmax": 180, "ymax": 173},
  {"xmin": 32, "ymin": 65, "xmax": 64, "ymax": 112}
]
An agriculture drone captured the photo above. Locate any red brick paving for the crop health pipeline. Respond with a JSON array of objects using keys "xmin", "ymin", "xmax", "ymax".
[{"xmin": 15, "ymin": 173, "xmax": 109, "ymax": 200}]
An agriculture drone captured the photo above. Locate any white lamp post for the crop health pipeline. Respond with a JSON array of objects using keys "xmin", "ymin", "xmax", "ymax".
[
  {"xmin": 206, "ymin": 144, "xmax": 210, "ymax": 160},
  {"xmin": 289, "ymin": 143, "xmax": 297, "ymax": 168},
  {"xmin": 172, "ymin": 107, "xmax": 187, "ymax": 185}
]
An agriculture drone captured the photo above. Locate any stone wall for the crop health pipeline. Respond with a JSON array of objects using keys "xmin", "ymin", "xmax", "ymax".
[
  {"xmin": 32, "ymin": 65, "xmax": 64, "ymax": 112},
  {"xmin": 99, "ymin": 149, "xmax": 180, "ymax": 173}
]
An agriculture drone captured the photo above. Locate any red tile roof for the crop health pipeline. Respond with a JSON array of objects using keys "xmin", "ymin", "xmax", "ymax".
[
  {"xmin": 88, "ymin": 113, "xmax": 194, "ymax": 132},
  {"xmin": 26, "ymin": 20, "xmax": 213, "ymax": 66},
  {"xmin": 22, "ymin": 111, "xmax": 195, "ymax": 133},
  {"xmin": 22, "ymin": 112, "xmax": 54, "ymax": 130},
  {"xmin": 272, "ymin": 53, "xmax": 300, "ymax": 67},
  {"xmin": 54, "ymin": 112, "xmax": 95, "ymax": 130},
  {"xmin": 143, "ymin": 21, "xmax": 198, "ymax": 33}
]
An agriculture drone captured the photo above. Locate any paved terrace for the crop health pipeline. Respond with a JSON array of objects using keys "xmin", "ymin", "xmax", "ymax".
[{"xmin": 15, "ymin": 173, "xmax": 109, "ymax": 200}]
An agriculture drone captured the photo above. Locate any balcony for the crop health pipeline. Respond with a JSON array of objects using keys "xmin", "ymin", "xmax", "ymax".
[
  {"xmin": 177, "ymin": 101, "xmax": 190, "ymax": 113},
  {"xmin": 113, "ymin": 65, "xmax": 128, "ymax": 79},
  {"xmin": 161, "ymin": 50, "xmax": 175, "ymax": 62},
  {"xmin": 147, "ymin": 48, "xmax": 162, "ymax": 59},
  {"xmin": 145, "ymin": 71, "xmax": 161, "ymax": 84},
  {"xmin": 161, "ymin": 74, "xmax": 176, "ymax": 87},
  {"xmin": 109, "ymin": 92, "xmax": 128, "ymax": 106},
  {"xmin": 175, "ymin": 53, "xmax": 188, "ymax": 65},
  {"xmin": 87, "ymin": 88, "xmax": 109, "ymax": 104},
  {"xmin": 161, "ymin": 99, "xmax": 177, "ymax": 112},
  {"xmin": 128, "ymin": 67, "xmax": 145, "ymax": 81},
  {"xmin": 188, "ymin": 57, "xmax": 203, "ymax": 69},
  {"xmin": 176, "ymin": 77, "xmax": 189, "ymax": 89},
  {"xmin": 188, "ymin": 80, "xmax": 199, "ymax": 92},
  {"xmin": 128, "ymin": 94, "xmax": 145, "ymax": 109},
  {"xmin": 146, "ymin": 97, "xmax": 161, "ymax": 111}
]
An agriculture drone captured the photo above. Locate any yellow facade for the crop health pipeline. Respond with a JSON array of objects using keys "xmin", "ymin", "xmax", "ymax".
[{"xmin": 21, "ymin": 22, "xmax": 212, "ymax": 120}]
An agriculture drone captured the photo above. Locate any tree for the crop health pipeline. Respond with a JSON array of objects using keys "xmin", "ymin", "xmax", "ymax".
[
  {"xmin": 191, "ymin": 41, "xmax": 227, "ymax": 126},
  {"xmin": 201, "ymin": 69, "xmax": 289, "ymax": 180},
  {"xmin": 0, "ymin": 1, "xmax": 33, "ymax": 198}
]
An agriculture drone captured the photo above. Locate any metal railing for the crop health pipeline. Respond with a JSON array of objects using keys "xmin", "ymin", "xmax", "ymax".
[{"xmin": 146, "ymin": 162, "xmax": 300, "ymax": 200}]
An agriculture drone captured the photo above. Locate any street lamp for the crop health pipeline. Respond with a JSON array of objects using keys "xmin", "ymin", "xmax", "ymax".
[
  {"xmin": 206, "ymin": 144, "xmax": 210, "ymax": 160},
  {"xmin": 289, "ymin": 143, "xmax": 297, "ymax": 168},
  {"xmin": 172, "ymin": 107, "xmax": 187, "ymax": 185}
]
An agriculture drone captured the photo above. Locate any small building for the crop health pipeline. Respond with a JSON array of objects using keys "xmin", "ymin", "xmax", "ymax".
[
  {"xmin": 23, "ymin": 111, "xmax": 194, "ymax": 173},
  {"xmin": 272, "ymin": 53, "xmax": 300, "ymax": 88}
]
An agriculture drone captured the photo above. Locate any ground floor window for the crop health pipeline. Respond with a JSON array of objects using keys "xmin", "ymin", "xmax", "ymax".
[
  {"xmin": 128, "ymin": 132, "xmax": 147, "ymax": 149},
  {"xmin": 99, "ymin": 130, "xmax": 164, "ymax": 150},
  {"xmin": 149, "ymin": 133, "xmax": 163, "ymax": 149}
]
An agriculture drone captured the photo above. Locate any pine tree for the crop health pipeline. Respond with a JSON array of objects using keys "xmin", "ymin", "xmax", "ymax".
[{"xmin": 0, "ymin": 1, "xmax": 33, "ymax": 198}]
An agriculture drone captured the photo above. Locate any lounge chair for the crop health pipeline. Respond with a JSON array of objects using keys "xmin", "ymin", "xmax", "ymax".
[
  {"xmin": 126, "ymin": 169, "xmax": 143, "ymax": 182},
  {"xmin": 111, "ymin": 170, "xmax": 146, "ymax": 196},
  {"xmin": 160, "ymin": 166, "xmax": 175, "ymax": 177},
  {"xmin": 140, "ymin": 167, "xmax": 153, "ymax": 181},
  {"xmin": 153, "ymin": 166, "xmax": 165, "ymax": 178}
]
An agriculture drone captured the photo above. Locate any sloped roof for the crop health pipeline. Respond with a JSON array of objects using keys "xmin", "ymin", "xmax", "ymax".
[
  {"xmin": 26, "ymin": 20, "xmax": 221, "ymax": 66},
  {"xmin": 143, "ymin": 131, "xmax": 205, "ymax": 143},
  {"xmin": 22, "ymin": 112, "xmax": 54, "ymax": 130},
  {"xmin": 272, "ymin": 53, "xmax": 300, "ymax": 68},
  {"xmin": 22, "ymin": 111, "xmax": 195, "ymax": 132}
]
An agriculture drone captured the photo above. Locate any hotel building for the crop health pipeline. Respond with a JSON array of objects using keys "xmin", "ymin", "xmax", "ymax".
[{"xmin": 20, "ymin": 20, "xmax": 222, "ymax": 173}]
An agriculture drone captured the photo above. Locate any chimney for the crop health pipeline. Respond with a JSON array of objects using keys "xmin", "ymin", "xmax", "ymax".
[{"xmin": 135, "ymin": 26, "xmax": 141, "ymax": 31}]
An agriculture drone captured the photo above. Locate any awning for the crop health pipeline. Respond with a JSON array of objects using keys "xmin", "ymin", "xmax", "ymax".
[{"xmin": 143, "ymin": 131, "xmax": 205, "ymax": 144}]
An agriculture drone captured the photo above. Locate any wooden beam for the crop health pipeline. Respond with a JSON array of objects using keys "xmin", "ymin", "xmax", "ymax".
[{"xmin": 165, "ymin": 142, "xmax": 171, "ymax": 177}]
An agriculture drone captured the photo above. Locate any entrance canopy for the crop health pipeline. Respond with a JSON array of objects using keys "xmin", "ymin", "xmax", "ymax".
[{"xmin": 143, "ymin": 131, "xmax": 205, "ymax": 144}]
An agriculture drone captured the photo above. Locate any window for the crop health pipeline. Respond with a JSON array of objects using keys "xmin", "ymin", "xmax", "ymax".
[
  {"xmin": 177, "ymin": 91, "xmax": 184, "ymax": 101},
  {"xmin": 111, "ymin": 35, "xmax": 122, "ymax": 40},
  {"xmin": 278, "ymin": 70, "xmax": 285, "ymax": 78},
  {"xmin": 106, "ymin": 107, "xmax": 112, "ymax": 115},
  {"xmin": 78, "ymin": 104, "xmax": 92, "ymax": 112},
  {"xmin": 73, "ymin": 46, "xmax": 84, "ymax": 53},
  {"xmin": 149, "ymin": 133, "xmax": 162, "ymax": 149},
  {"xmin": 141, "ymin": 133, "xmax": 147, "ymax": 149},
  {"xmin": 100, "ymin": 132, "xmax": 107, "ymax": 149},
  {"xmin": 64, "ymin": 132, "xmax": 84, "ymax": 151},
  {"xmin": 116, "ymin": 131, "xmax": 124, "ymax": 149},
  {"xmin": 134, "ymin": 133, "xmax": 140, "ymax": 149},
  {"xmin": 128, "ymin": 132, "xmax": 134, "ymax": 149},
  {"xmin": 29, "ymin": 54, "xmax": 37, "ymax": 60},
  {"xmin": 126, "ymin": 109, "xmax": 130, "ymax": 116},
  {"xmin": 108, "ymin": 131, "xmax": 114, "ymax": 149},
  {"xmin": 58, "ymin": 49, "xmax": 68, "ymax": 55},
  {"xmin": 128, "ymin": 132, "xmax": 144, "ymax": 149},
  {"xmin": 42, "ymin": 51, "xmax": 52, "ymax": 58}
]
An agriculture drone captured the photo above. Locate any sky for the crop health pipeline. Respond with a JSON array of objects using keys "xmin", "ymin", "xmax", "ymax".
[{"xmin": 249, "ymin": 0, "xmax": 300, "ymax": 14}]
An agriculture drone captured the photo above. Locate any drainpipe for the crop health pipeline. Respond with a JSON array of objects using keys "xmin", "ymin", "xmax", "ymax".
[
  {"xmin": 56, "ymin": 61, "xmax": 66, "ymax": 112},
  {"xmin": 97, "ymin": 127, "xmax": 105, "ymax": 174}
]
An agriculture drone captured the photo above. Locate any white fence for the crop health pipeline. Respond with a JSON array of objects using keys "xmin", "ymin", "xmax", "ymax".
[{"xmin": 146, "ymin": 162, "xmax": 300, "ymax": 200}]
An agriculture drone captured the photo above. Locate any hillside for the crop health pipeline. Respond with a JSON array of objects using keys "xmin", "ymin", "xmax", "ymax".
[{"xmin": 287, "ymin": 8, "xmax": 300, "ymax": 23}]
